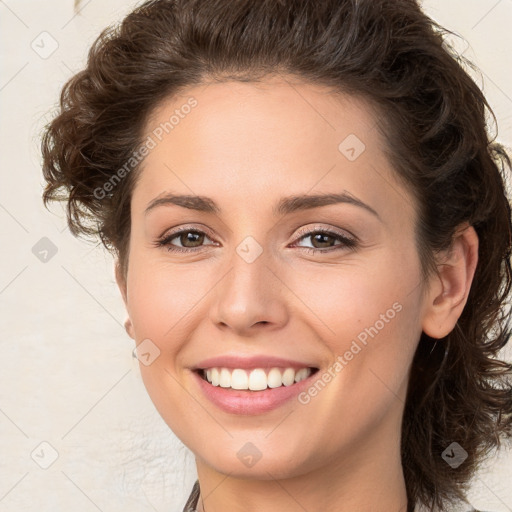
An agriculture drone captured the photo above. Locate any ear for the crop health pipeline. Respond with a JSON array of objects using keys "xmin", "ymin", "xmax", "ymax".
[
  {"xmin": 421, "ymin": 223, "xmax": 479, "ymax": 339},
  {"xmin": 115, "ymin": 259, "xmax": 135, "ymax": 340}
]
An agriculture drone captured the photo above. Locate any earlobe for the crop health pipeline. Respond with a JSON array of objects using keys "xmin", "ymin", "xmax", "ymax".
[
  {"xmin": 421, "ymin": 223, "xmax": 479, "ymax": 339},
  {"xmin": 114, "ymin": 259, "xmax": 135, "ymax": 340},
  {"xmin": 124, "ymin": 317, "xmax": 135, "ymax": 340}
]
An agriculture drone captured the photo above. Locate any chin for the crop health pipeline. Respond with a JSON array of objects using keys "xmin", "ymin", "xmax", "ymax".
[{"xmin": 195, "ymin": 439, "xmax": 314, "ymax": 481}]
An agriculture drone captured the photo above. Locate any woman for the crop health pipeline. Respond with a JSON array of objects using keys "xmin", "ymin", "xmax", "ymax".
[{"xmin": 40, "ymin": 0, "xmax": 512, "ymax": 511}]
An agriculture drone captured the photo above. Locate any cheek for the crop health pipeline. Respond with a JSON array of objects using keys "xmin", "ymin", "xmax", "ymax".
[
  {"xmin": 286, "ymin": 249, "xmax": 420, "ymax": 348},
  {"xmin": 126, "ymin": 255, "xmax": 218, "ymax": 343}
]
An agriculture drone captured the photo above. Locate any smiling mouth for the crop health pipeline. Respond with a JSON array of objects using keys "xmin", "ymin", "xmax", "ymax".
[{"xmin": 195, "ymin": 366, "xmax": 319, "ymax": 391}]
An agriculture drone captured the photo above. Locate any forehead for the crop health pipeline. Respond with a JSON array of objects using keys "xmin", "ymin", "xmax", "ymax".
[
  {"xmin": 133, "ymin": 77, "xmax": 414, "ymax": 225},
  {"xmin": 145, "ymin": 77, "xmax": 381, "ymax": 160}
]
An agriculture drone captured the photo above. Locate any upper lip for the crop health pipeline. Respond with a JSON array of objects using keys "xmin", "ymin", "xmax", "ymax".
[{"xmin": 193, "ymin": 355, "xmax": 318, "ymax": 371}]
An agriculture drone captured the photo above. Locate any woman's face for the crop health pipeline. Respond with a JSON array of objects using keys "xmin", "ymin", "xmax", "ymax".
[{"xmin": 119, "ymin": 76, "xmax": 432, "ymax": 480}]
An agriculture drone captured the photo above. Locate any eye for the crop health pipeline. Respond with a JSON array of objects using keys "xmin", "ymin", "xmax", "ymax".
[
  {"xmin": 291, "ymin": 227, "xmax": 357, "ymax": 254},
  {"xmin": 155, "ymin": 227, "xmax": 218, "ymax": 253}
]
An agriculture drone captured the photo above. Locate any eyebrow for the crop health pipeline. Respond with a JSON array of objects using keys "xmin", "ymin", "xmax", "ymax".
[{"xmin": 144, "ymin": 191, "xmax": 381, "ymax": 221}]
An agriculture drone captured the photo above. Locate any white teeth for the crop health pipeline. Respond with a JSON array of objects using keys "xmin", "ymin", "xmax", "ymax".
[
  {"xmin": 282, "ymin": 368, "xmax": 295, "ymax": 386},
  {"xmin": 219, "ymin": 368, "xmax": 231, "ymax": 388},
  {"xmin": 248, "ymin": 369, "xmax": 267, "ymax": 391},
  {"xmin": 294, "ymin": 368, "xmax": 309, "ymax": 383},
  {"xmin": 202, "ymin": 367, "xmax": 313, "ymax": 390},
  {"xmin": 231, "ymin": 369, "xmax": 249, "ymax": 390},
  {"xmin": 267, "ymin": 368, "xmax": 283, "ymax": 388}
]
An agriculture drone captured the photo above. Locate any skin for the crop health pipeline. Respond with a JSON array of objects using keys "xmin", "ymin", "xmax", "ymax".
[{"xmin": 115, "ymin": 75, "xmax": 479, "ymax": 512}]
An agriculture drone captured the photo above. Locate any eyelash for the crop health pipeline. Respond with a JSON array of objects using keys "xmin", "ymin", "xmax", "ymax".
[{"xmin": 154, "ymin": 225, "xmax": 358, "ymax": 255}]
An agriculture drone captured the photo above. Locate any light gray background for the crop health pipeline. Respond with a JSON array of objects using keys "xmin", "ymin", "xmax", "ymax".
[{"xmin": 1, "ymin": 1, "xmax": 511, "ymax": 511}]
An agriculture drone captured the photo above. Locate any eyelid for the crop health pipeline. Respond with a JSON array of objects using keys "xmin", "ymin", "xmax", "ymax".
[
  {"xmin": 291, "ymin": 223, "xmax": 357, "ymax": 244},
  {"xmin": 158, "ymin": 223, "xmax": 218, "ymax": 241}
]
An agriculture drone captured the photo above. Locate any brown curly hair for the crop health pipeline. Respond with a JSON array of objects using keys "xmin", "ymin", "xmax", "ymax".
[{"xmin": 41, "ymin": 0, "xmax": 512, "ymax": 510}]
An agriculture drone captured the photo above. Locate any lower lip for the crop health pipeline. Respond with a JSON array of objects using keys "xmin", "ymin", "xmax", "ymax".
[{"xmin": 192, "ymin": 370, "xmax": 317, "ymax": 415}]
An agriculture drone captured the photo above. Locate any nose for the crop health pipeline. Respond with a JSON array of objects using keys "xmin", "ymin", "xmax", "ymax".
[{"xmin": 209, "ymin": 246, "xmax": 289, "ymax": 337}]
